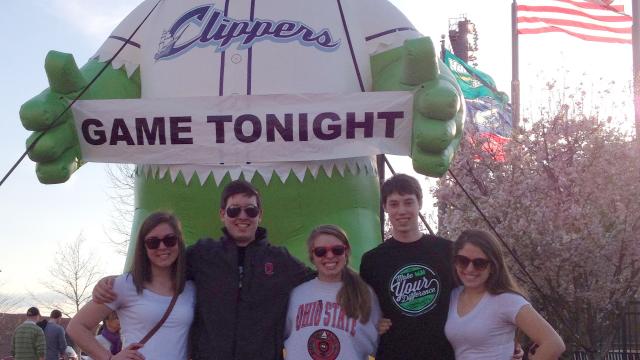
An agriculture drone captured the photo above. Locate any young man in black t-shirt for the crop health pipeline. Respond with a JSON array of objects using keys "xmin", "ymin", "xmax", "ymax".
[
  {"xmin": 361, "ymin": 174, "xmax": 524, "ymax": 360},
  {"xmin": 360, "ymin": 174, "xmax": 455, "ymax": 360}
]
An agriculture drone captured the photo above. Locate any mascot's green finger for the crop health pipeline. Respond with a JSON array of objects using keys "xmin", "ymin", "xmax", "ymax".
[
  {"xmin": 413, "ymin": 116, "xmax": 456, "ymax": 153},
  {"xmin": 411, "ymin": 141, "xmax": 457, "ymax": 177},
  {"xmin": 415, "ymin": 79, "xmax": 459, "ymax": 121},
  {"xmin": 402, "ymin": 37, "xmax": 437, "ymax": 86},
  {"xmin": 19, "ymin": 90, "xmax": 71, "ymax": 131},
  {"xmin": 35, "ymin": 147, "xmax": 80, "ymax": 184},
  {"xmin": 26, "ymin": 121, "xmax": 78, "ymax": 163},
  {"xmin": 45, "ymin": 51, "xmax": 87, "ymax": 95}
]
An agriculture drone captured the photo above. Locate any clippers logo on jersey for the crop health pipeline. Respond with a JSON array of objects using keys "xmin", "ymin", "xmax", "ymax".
[
  {"xmin": 307, "ymin": 329, "xmax": 340, "ymax": 360},
  {"xmin": 155, "ymin": 4, "xmax": 341, "ymax": 60},
  {"xmin": 389, "ymin": 264, "xmax": 440, "ymax": 316}
]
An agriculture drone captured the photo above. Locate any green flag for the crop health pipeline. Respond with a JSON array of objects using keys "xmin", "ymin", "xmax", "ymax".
[{"xmin": 443, "ymin": 49, "xmax": 508, "ymax": 103}]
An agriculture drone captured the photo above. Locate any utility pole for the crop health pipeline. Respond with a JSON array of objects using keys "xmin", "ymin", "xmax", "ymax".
[
  {"xmin": 633, "ymin": 0, "xmax": 640, "ymax": 144},
  {"xmin": 511, "ymin": 0, "xmax": 521, "ymax": 130}
]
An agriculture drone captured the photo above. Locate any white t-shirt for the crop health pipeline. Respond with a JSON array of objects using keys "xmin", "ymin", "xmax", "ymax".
[
  {"xmin": 444, "ymin": 286, "xmax": 529, "ymax": 360},
  {"xmin": 284, "ymin": 277, "xmax": 381, "ymax": 360},
  {"xmin": 106, "ymin": 274, "xmax": 195, "ymax": 360}
]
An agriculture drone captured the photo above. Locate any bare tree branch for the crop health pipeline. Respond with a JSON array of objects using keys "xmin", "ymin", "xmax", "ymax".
[
  {"xmin": 39, "ymin": 234, "xmax": 103, "ymax": 315},
  {"xmin": 105, "ymin": 164, "xmax": 136, "ymax": 256},
  {"xmin": 0, "ymin": 281, "xmax": 22, "ymax": 316}
]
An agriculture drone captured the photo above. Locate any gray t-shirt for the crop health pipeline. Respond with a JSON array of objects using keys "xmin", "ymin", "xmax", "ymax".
[
  {"xmin": 444, "ymin": 286, "xmax": 529, "ymax": 360},
  {"xmin": 107, "ymin": 274, "xmax": 195, "ymax": 360}
]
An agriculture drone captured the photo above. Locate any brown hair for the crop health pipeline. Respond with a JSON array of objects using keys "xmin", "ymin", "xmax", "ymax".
[
  {"xmin": 381, "ymin": 174, "xmax": 423, "ymax": 206},
  {"xmin": 307, "ymin": 225, "xmax": 372, "ymax": 323},
  {"xmin": 220, "ymin": 180, "xmax": 262, "ymax": 209},
  {"xmin": 130, "ymin": 212, "xmax": 187, "ymax": 295},
  {"xmin": 453, "ymin": 229, "xmax": 527, "ymax": 298}
]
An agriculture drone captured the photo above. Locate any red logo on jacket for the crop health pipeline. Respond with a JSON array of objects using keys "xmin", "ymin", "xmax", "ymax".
[{"xmin": 264, "ymin": 262, "xmax": 274, "ymax": 275}]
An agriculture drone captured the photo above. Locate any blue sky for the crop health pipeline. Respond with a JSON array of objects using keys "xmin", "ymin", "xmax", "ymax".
[
  {"xmin": 0, "ymin": 1, "xmax": 140, "ymax": 300},
  {"xmin": 0, "ymin": 0, "xmax": 634, "ymax": 308}
]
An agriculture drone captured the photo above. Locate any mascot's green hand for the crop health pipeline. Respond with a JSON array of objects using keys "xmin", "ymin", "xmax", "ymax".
[
  {"xmin": 20, "ymin": 51, "xmax": 87, "ymax": 184},
  {"xmin": 372, "ymin": 37, "xmax": 464, "ymax": 177},
  {"xmin": 20, "ymin": 50, "xmax": 140, "ymax": 184}
]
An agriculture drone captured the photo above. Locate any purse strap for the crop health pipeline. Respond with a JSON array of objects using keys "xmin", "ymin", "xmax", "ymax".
[{"xmin": 139, "ymin": 293, "xmax": 179, "ymax": 344}]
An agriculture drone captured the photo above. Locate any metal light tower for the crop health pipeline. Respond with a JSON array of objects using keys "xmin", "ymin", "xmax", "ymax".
[{"xmin": 448, "ymin": 16, "xmax": 479, "ymax": 66}]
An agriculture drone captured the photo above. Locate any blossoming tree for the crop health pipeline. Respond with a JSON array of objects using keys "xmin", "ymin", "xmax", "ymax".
[{"xmin": 435, "ymin": 99, "xmax": 640, "ymax": 359}]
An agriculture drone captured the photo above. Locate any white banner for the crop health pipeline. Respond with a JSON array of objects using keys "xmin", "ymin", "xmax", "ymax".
[{"xmin": 71, "ymin": 92, "xmax": 413, "ymax": 165}]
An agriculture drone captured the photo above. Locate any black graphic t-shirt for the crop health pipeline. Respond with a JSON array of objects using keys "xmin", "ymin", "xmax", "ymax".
[{"xmin": 360, "ymin": 234, "xmax": 454, "ymax": 360}]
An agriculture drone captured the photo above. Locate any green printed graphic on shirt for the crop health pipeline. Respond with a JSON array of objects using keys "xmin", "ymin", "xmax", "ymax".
[{"xmin": 389, "ymin": 264, "xmax": 440, "ymax": 316}]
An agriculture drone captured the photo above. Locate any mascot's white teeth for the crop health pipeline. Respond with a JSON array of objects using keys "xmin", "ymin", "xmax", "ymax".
[
  {"xmin": 92, "ymin": 53, "xmax": 140, "ymax": 78},
  {"xmin": 138, "ymin": 157, "xmax": 377, "ymax": 186}
]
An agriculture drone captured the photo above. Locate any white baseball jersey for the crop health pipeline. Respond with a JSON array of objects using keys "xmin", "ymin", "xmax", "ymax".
[{"xmin": 93, "ymin": 0, "xmax": 421, "ymax": 182}]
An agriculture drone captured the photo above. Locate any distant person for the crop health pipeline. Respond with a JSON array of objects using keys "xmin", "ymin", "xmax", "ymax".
[
  {"xmin": 63, "ymin": 334, "xmax": 77, "ymax": 360},
  {"xmin": 284, "ymin": 225, "xmax": 381, "ymax": 359},
  {"xmin": 40, "ymin": 310, "xmax": 68, "ymax": 360},
  {"xmin": 64, "ymin": 346, "xmax": 78, "ymax": 360},
  {"xmin": 68, "ymin": 212, "xmax": 195, "ymax": 360},
  {"xmin": 444, "ymin": 230, "xmax": 565, "ymax": 360},
  {"xmin": 11, "ymin": 307, "xmax": 46, "ymax": 360},
  {"xmin": 95, "ymin": 312, "xmax": 122, "ymax": 356},
  {"xmin": 64, "ymin": 332, "xmax": 75, "ymax": 350}
]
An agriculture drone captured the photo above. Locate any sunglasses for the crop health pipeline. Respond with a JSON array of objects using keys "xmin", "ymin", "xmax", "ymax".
[
  {"xmin": 144, "ymin": 234, "xmax": 178, "ymax": 249},
  {"xmin": 225, "ymin": 205, "xmax": 260, "ymax": 218},
  {"xmin": 312, "ymin": 245, "xmax": 348, "ymax": 258},
  {"xmin": 454, "ymin": 255, "xmax": 491, "ymax": 270}
]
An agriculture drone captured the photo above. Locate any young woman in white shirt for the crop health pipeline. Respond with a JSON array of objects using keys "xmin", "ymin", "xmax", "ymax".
[
  {"xmin": 444, "ymin": 229, "xmax": 565, "ymax": 360},
  {"xmin": 284, "ymin": 225, "xmax": 381, "ymax": 360},
  {"xmin": 68, "ymin": 212, "xmax": 195, "ymax": 360}
]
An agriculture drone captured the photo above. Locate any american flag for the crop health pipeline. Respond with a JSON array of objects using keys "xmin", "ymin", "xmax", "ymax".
[{"xmin": 517, "ymin": 0, "xmax": 632, "ymax": 44}]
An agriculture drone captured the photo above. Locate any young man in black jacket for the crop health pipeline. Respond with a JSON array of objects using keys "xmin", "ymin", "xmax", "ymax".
[{"xmin": 187, "ymin": 180, "xmax": 313, "ymax": 360}]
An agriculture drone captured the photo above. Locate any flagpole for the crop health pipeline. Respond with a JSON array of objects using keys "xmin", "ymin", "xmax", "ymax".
[
  {"xmin": 511, "ymin": 0, "xmax": 521, "ymax": 130},
  {"xmin": 633, "ymin": 0, "xmax": 640, "ymax": 144}
]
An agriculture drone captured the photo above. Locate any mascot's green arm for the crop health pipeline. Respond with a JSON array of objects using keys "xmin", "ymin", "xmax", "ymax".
[
  {"xmin": 370, "ymin": 37, "xmax": 464, "ymax": 177},
  {"xmin": 19, "ymin": 51, "xmax": 140, "ymax": 184}
]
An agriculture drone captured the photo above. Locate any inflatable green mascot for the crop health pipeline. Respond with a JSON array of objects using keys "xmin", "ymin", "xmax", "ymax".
[{"xmin": 19, "ymin": 0, "xmax": 463, "ymax": 267}]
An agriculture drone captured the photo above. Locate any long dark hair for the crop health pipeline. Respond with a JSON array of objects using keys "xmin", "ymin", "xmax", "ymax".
[
  {"xmin": 307, "ymin": 225, "xmax": 372, "ymax": 323},
  {"xmin": 453, "ymin": 229, "xmax": 527, "ymax": 298},
  {"xmin": 130, "ymin": 212, "xmax": 187, "ymax": 295}
]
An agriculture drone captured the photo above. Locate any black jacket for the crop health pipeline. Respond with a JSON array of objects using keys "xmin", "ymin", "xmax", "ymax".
[{"xmin": 187, "ymin": 227, "xmax": 314, "ymax": 360}]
